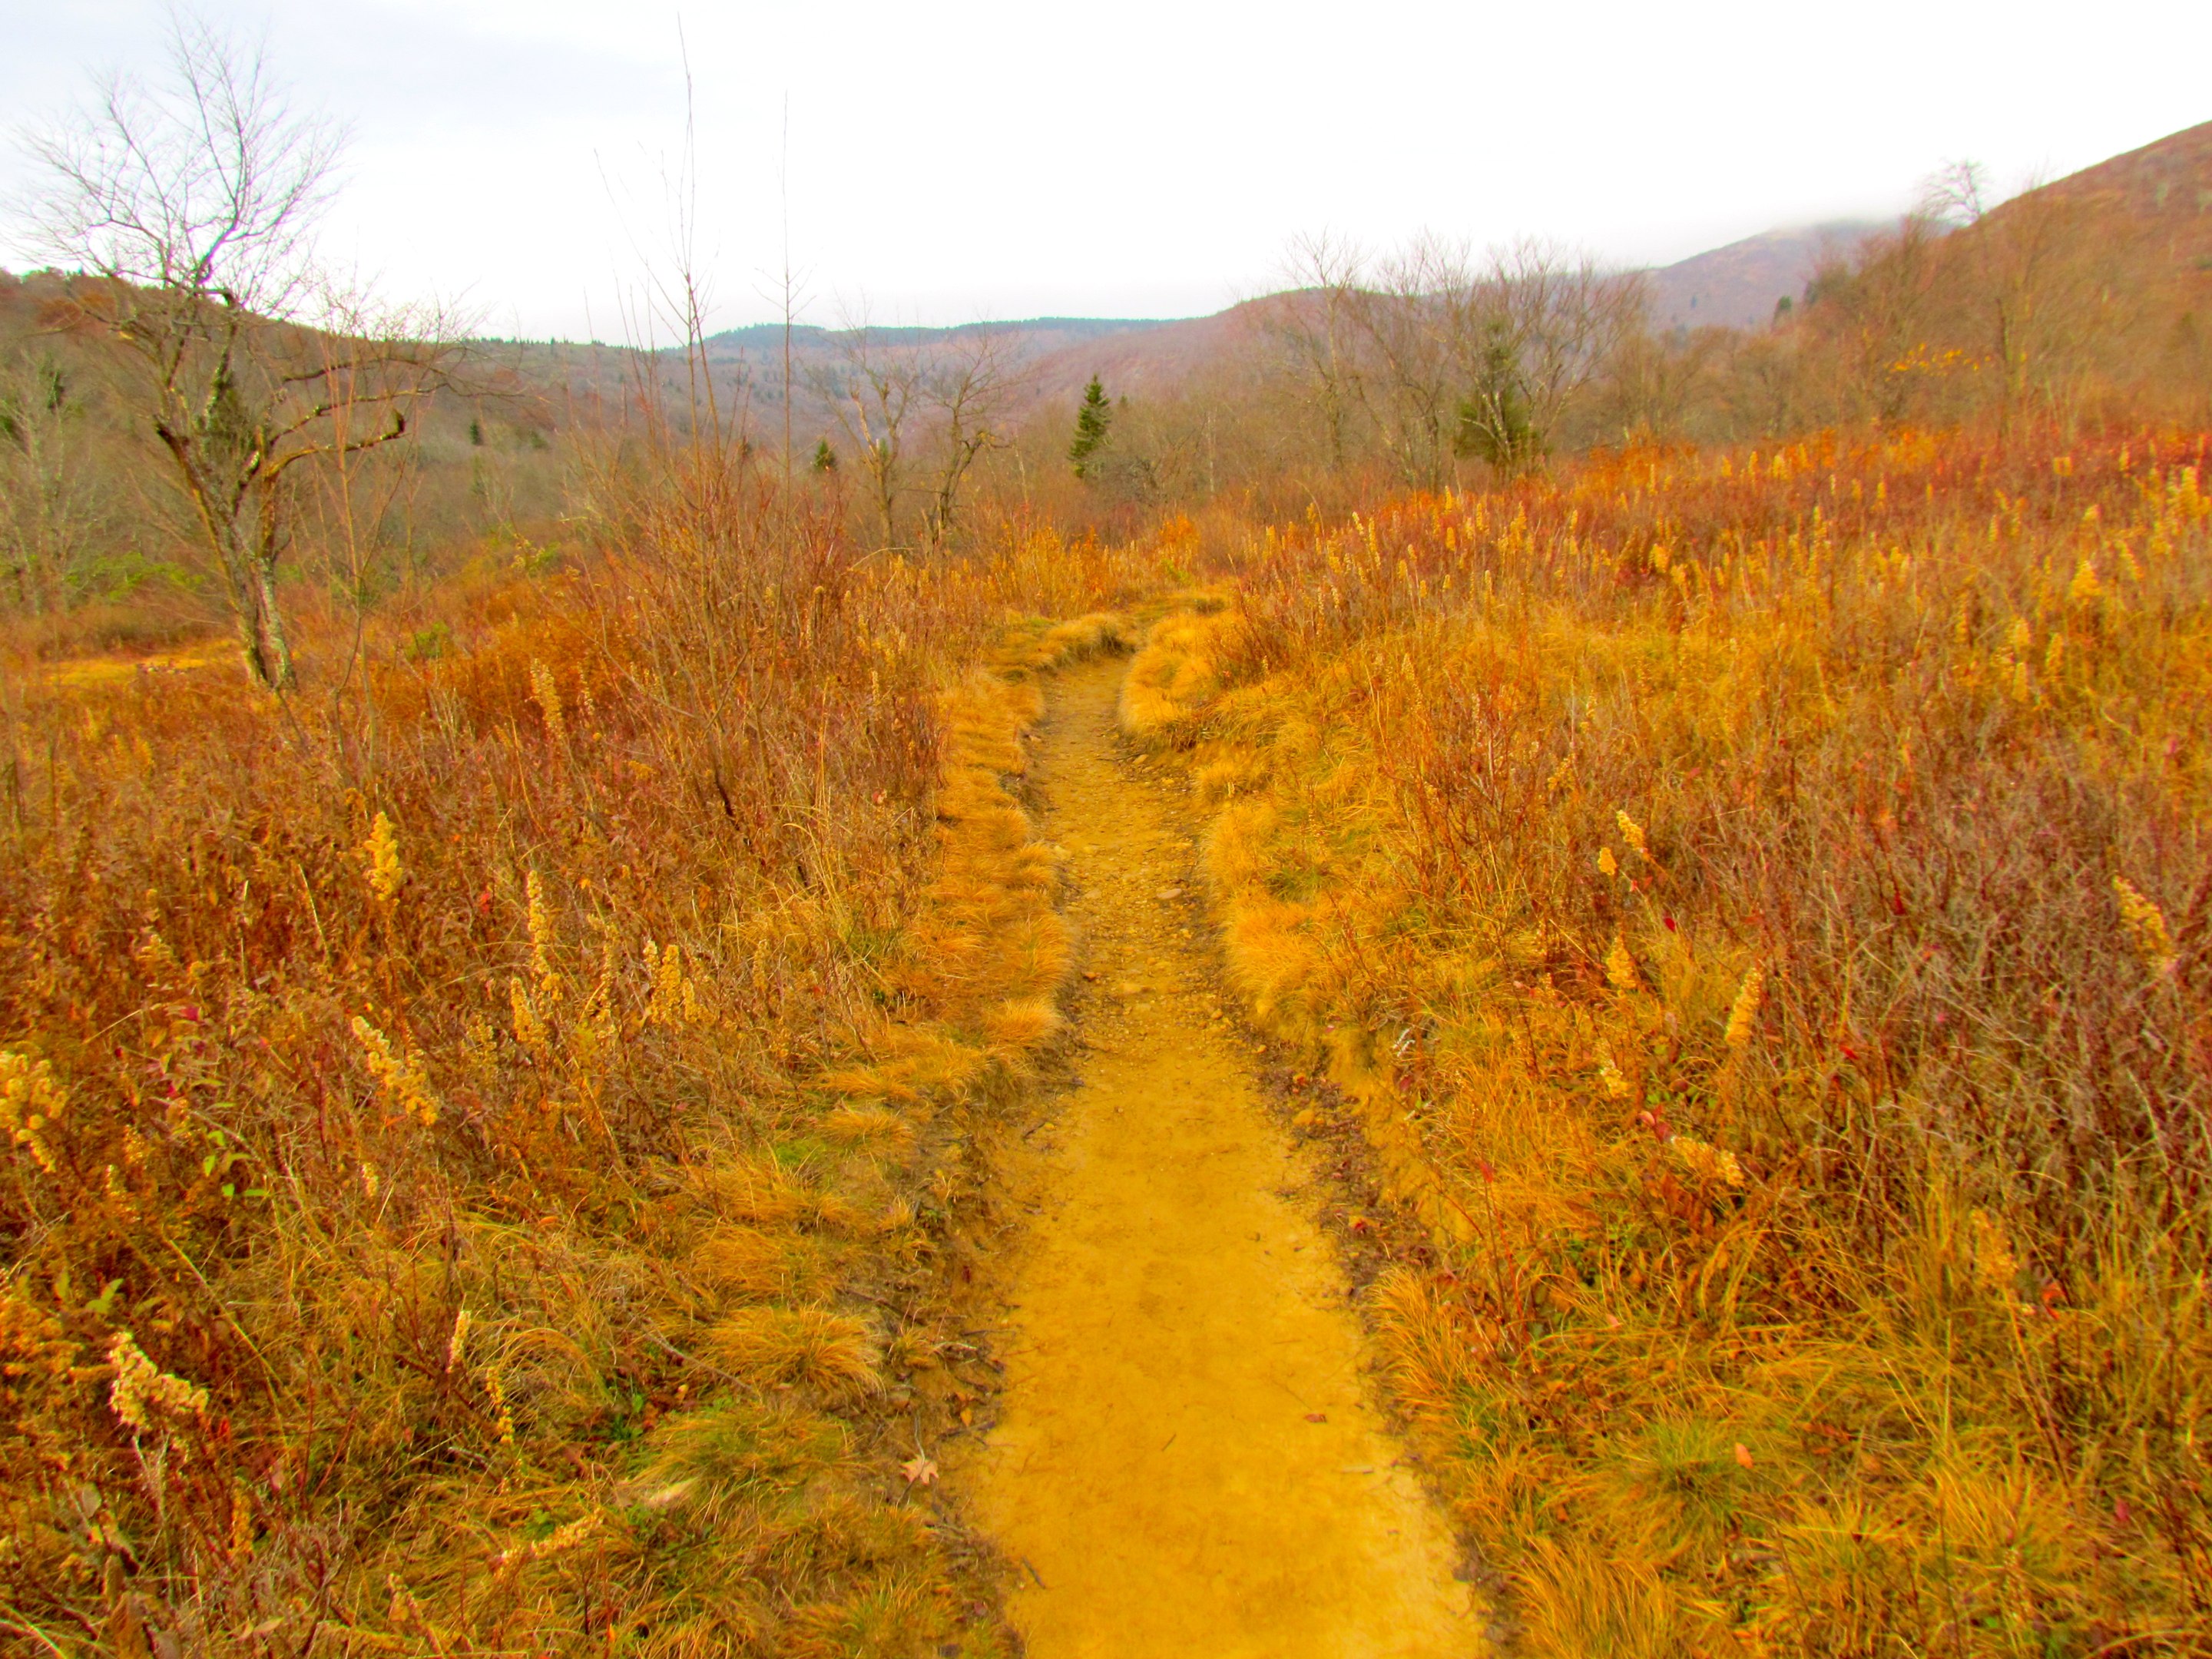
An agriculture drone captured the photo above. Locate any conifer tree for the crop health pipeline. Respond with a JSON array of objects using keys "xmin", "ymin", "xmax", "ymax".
[{"xmin": 1068, "ymin": 376, "xmax": 1112, "ymax": 478}]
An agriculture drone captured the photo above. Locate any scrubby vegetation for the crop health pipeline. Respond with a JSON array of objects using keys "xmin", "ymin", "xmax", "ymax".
[
  {"xmin": 0, "ymin": 427, "xmax": 1160, "ymax": 1652},
  {"xmin": 1121, "ymin": 426, "xmax": 2212, "ymax": 1653},
  {"xmin": 5, "ymin": 25, "xmax": 2210, "ymax": 1653}
]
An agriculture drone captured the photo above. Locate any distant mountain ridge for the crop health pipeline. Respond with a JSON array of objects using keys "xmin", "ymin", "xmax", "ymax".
[
  {"xmin": 702, "ymin": 317, "xmax": 1172, "ymax": 354},
  {"xmin": 27, "ymin": 118, "xmax": 2195, "ymax": 455},
  {"xmin": 680, "ymin": 220, "xmax": 1892, "ymax": 422}
]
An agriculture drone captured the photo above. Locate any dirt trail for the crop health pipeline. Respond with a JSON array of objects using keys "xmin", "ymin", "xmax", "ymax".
[{"xmin": 965, "ymin": 657, "xmax": 1483, "ymax": 1657}]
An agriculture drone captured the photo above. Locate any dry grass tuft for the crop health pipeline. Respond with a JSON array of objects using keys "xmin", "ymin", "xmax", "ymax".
[
  {"xmin": 707, "ymin": 1307, "xmax": 885, "ymax": 1399},
  {"xmin": 694, "ymin": 1227, "xmax": 836, "ymax": 1303},
  {"xmin": 1118, "ymin": 601, "xmax": 1237, "ymax": 747}
]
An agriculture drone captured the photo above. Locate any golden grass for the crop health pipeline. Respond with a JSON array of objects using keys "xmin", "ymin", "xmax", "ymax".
[
  {"xmin": 1128, "ymin": 428, "xmax": 2212, "ymax": 1654},
  {"xmin": 0, "ymin": 429, "xmax": 1162, "ymax": 1654},
  {"xmin": 707, "ymin": 1308, "xmax": 885, "ymax": 1399}
]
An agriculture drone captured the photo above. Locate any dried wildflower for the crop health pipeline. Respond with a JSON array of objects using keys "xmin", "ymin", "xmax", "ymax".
[
  {"xmin": 1968, "ymin": 1208, "xmax": 2019, "ymax": 1289},
  {"xmin": 1615, "ymin": 810, "xmax": 1649, "ymax": 859},
  {"xmin": 352, "ymin": 1018, "xmax": 440, "ymax": 1127},
  {"xmin": 526, "ymin": 869, "xmax": 561, "ymax": 1002},
  {"xmin": 462, "ymin": 1013, "xmax": 498, "ymax": 1073},
  {"xmin": 359, "ymin": 1161, "xmax": 380, "ymax": 1200},
  {"xmin": 485, "ymin": 1366, "xmax": 516, "ymax": 1446},
  {"xmin": 644, "ymin": 940, "xmax": 679, "ymax": 1027},
  {"xmin": 1596, "ymin": 1045, "xmax": 1632, "ymax": 1101},
  {"xmin": 1605, "ymin": 933, "xmax": 1641, "ymax": 993},
  {"xmin": 2112, "ymin": 875, "xmax": 2178, "ymax": 976},
  {"xmin": 230, "ymin": 1480, "xmax": 256, "ymax": 1561},
  {"xmin": 1725, "ymin": 963, "xmax": 1766, "ymax": 1047},
  {"xmin": 1674, "ymin": 1136, "xmax": 1746, "ymax": 1187},
  {"xmin": 2068, "ymin": 558, "xmax": 2102, "ymax": 608},
  {"xmin": 1597, "ymin": 846, "xmax": 1619, "ymax": 879},
  {"xmin": 446, "ymin": 1307, "xmax": 471, "ymax": 1371},
  {"xmin": 510, "ymin": 978, "xmax": 549, "ymax": 1055},
  {"xmin": 134, "ymin": 927, "xmax": 178, "ymax": 975},
  {"xmin": 108, "ymin": 1330, "xmax": 207, "ymax": 1435},
  {"xmin": 362, "ymin": 811, "xmax": 404, "ymax": 903},
  {"xmin": 547, "ymin": 1512, "xmax": 601, "ymax": 1552},
  {"xmin": 530, "ymin": 660, "xmax": 568, "ymax": 750},
  {"xmin": 1, "ymin": 1050, "xmax": 68, "ymax": 1174}
]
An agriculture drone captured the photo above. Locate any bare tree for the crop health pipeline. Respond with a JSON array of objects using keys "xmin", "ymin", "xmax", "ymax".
[
  {"xmin": 811, "ymin": 322, "xmax": 922, "ymax": 550},
  {"xmin": 1264, "ymin": 231, "xmax": 1366, "ymax": 475},
  {"xmin": 1449, "ymin": 240, "xmax": 1645, "ymax": 472},
  {"xmin": 1311, "ymin": 235, "xmax": 1641, "ymax": 488},
  {"xmin": 1339, "ymin": 235, "xmax": 1467, "ymax": 492},
  {"xmin": 0, "ymin": 353, "xmax": 111, "ymax": 614},
  {"xmin": 1800, "ymin": 214, "xmax": 1947, "ymax": 425},
  {"xmin": 1592, "ymin": 323, "xmax": 1727, "ymax": 446},
  {"xmin": 11, "ymin": 16, "xmax": 446, "ymax": 688},
  {"xmin": 1924, "ymin": 164, "xmax": 2112, "ymax": 432},
  {"xmin": 919, "ymin": 329, "xmax": 1018, "ymax": 554}
]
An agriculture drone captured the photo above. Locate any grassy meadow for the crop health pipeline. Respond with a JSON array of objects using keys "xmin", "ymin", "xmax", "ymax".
[
  {"xmin": 7, "ymin": 95, "xmax": 2212, "ymax": 1652},
  {"xmin": 0, "ymin": 438, "xmax": 1161, "ymax": 1654},
  {"xmin": 1122, "ymin": 426, "xmax": 2212, "ymax": 1653}
]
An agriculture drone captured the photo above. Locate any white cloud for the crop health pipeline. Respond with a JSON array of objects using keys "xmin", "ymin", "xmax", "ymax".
[{"xmin": 5, "ymin": 0, "xmax": 2207, "ymax": 337}]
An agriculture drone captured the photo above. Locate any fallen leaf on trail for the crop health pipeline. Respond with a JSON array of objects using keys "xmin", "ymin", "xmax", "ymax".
[
  {"xmin": 902, "ymin": 1456, "xmax": 939, "ymax": 1487},
  {"xmin": 1734, "ymin": 1443, "xmax": 1755, "ymax": 1469},
  {"xmin": 1304, "ymin": 1412, "xmax": 1328, "ymax": 1423}
]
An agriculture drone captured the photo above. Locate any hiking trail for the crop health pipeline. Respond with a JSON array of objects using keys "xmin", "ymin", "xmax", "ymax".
[{"xmin": 961, "ymin": 655, "xmax": 1484, "ymax": 1657}]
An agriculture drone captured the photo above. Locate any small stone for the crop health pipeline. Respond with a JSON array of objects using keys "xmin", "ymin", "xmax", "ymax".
[{"xmin": 1157, "ymin": 886, "xmax": 1183, "ymax": 900}]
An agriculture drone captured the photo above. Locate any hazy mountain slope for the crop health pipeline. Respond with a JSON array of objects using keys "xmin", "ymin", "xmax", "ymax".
[
  {"xmin": 2024, "ymin": 118, "xmax": 2212, "ymax": 263},
  {"xmin": 702, "ymin": 316, "xmax": 1165, "ymax": 364},
  {"xmin": 1644, "ymin": 221, "xmax": 1885, "ymax": 330}
]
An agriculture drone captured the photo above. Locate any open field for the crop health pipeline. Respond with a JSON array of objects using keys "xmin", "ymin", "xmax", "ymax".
[{"xmin": 6, "ymin": 42, "xmax": 2212, "ymax": 1653}]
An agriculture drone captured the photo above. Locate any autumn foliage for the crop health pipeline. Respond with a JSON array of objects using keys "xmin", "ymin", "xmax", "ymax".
[
  {"xmin": 0, "ymin": 445, "xmax": 1155, "ymax": 1654},
  {"xmin": 1125, "ymin": 426, "xmax": 2212, "ymax": 1653}
]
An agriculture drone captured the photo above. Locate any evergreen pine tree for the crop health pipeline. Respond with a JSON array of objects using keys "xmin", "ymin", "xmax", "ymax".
[
  {"xmin": 812, "ymin": 438, "xmax": 837, "ymax": 473},
  {"xmin": 1068, "ymin": 376, "xmax": 1112, "ymax": 478}
]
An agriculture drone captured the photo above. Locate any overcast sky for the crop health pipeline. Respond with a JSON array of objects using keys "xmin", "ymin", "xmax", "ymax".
[{"xmin": 4, "ymin": 1, "xmax": 2208, "ymax": 340}]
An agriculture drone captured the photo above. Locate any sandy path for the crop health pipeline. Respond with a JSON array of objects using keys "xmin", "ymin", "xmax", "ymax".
[{"xmin": 965, "ymin": 656, "xmax": 1482, "ymax": 1657}]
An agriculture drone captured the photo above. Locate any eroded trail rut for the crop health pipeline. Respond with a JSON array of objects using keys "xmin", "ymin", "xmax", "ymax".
[{"xmin": 965, "ymin": 657, "xmax": 1480, "ymax": 1657}]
